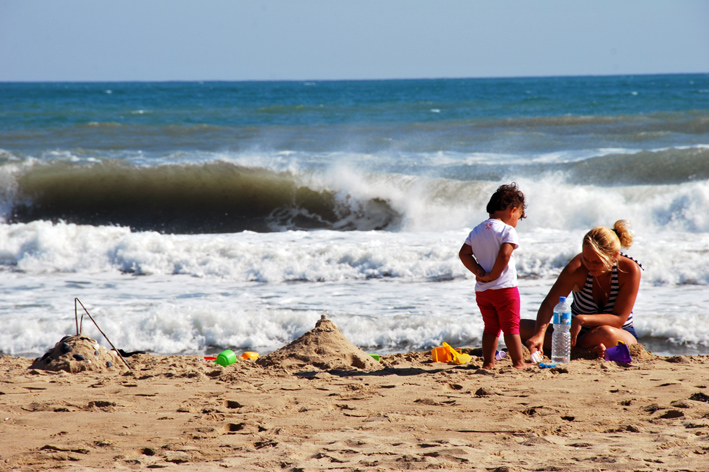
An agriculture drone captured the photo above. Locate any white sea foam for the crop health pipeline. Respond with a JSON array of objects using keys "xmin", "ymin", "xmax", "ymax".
[
  {"xmin": 2, "ymin": 159, "xmax": 708, "ymax": 358},
  {"xmin": 0, "ymin": 219, "xmax": 707, "ymax": 357}
]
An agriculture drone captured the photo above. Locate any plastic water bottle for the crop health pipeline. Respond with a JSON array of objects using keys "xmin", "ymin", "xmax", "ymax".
[{"xmin": 551, "ymin": 296, "xmax": 572, "ymax": 364}]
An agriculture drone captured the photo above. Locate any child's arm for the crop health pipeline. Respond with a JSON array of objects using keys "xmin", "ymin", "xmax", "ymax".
[
  {"xmin": 458, "ymin": 243, "xmax": 486, "ymax": 278},
  {"xmin": 477, "ymin": 242, "xmax": 515, "ymax": 283}
]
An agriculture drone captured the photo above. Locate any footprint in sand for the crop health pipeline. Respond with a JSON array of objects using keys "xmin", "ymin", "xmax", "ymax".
[
  {"xmin": 86, "ymin": 400, "xmax": 116, "ymax": 411},
  {"xmin": 690, "ymin": 392, "xmax": 709, "ymax": 403},
  {"xmin": 138, "ymin": 447, "xmax": 156, "ymax": 456},
  {"xmin": 659, "ymin": 410, "xmax": 685, "ymax": 419},
  {"xmin": 223, "ymin": 423, "xmax": 245, "ymax": 433}
]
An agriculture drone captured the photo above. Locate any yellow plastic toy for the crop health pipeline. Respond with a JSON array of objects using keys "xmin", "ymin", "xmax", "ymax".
[
  {"xmin": 241, "ymin": 351, "xmax": 259, "ymax": 360},
  {"xmin": 431, "ymin": 346, "xmax": 452, "ymax": 363},
  {"xmin": 431, "ymin": 342, "xmax": 471, "ymax": 365}
]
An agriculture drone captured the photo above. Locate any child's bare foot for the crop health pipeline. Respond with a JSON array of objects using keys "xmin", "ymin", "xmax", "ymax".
[
  {"xmin": 512, "ymin": 362, "xmax": 527, "ymax": 370},
  {"xmin": 482, "ymin": 362, "xmax": 495, "ymax": 370}
]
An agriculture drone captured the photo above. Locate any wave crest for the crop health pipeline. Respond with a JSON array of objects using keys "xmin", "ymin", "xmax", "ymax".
[
  {"xmin": 8, "ymin": 161, "xmax": 402, "ymax": 233},
  {"xmin": 568, "ymin": 147, "xmax": 709, "ymax": 185}
]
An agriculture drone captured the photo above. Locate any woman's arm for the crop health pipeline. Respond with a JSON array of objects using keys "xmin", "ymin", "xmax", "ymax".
[{"xmin": 526, "ymin": 254, "xmax": 584, "ymax": 354}]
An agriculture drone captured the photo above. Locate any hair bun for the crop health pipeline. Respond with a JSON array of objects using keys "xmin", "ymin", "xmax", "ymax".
[{"xmin": 613, "ymin": 220, "xmax": 633, "ymax": 249}]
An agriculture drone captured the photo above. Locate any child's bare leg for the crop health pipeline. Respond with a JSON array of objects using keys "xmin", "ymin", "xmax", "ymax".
[
  {"xmin": 503, "ymin": 333, "xmax": 527, "ymax": 369},
  {"xmin": 482, "ymin": 333, "xmax": 498, "ymax": 369}
]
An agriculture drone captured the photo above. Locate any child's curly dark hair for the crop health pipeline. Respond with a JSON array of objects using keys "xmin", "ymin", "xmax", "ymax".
[{"xmin": 486, "ymin": 182, "xmax": 526, "ymax": 218}]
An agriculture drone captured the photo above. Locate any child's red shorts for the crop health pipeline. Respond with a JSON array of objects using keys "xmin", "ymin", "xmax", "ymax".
[{"xmin": 475, "ymin": 286, "xmax": 521, "ymax": 336}]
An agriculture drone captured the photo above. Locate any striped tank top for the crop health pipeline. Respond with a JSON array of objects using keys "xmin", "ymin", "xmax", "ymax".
[{"xmin": 570, "ymin": 254, "xmax": 642, "ymax": 328}]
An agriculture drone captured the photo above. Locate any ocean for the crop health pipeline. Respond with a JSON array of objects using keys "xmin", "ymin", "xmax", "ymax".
[{"xmin": 1, "ymin": 75, "xmax": 708, "ymax": 358}]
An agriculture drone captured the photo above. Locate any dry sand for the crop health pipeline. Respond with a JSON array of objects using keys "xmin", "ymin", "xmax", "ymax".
[{"xmin": 2, "ymin": 318, "xmax": 709, "ymax": 471}]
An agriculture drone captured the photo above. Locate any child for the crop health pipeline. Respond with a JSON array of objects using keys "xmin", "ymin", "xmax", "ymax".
[{"xmin": 459, "ymin": 183, "xmax": 527, "ymax": 369}]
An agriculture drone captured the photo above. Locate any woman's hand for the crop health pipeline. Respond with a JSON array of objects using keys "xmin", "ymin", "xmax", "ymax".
[
  {"xmin": 570, "ymin": 316, "xmax": 584, "ymax": 348},
  {"xmin": 525, "ymin": 332, "xmax": 545, "ymax": 356}
]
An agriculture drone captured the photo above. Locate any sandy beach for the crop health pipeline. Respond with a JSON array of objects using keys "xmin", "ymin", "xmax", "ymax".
[{"xmin": 2, "ymin": 319, "xmax": 709, "ymax": 472}]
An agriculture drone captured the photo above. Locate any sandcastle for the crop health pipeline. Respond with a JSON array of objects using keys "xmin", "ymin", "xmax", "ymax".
[
  {"xmin": 30, "ymin": 334, "xmax": 129, "ymax": 373},
  {"xmin": 257, "ymin": 315, "xmax": 380, "ymax": 371}
]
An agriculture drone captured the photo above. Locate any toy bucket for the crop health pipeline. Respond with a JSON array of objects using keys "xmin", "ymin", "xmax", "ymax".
[
  {"xmin": 604, "ymin": 342, "xmax": 632, "ymax": 363},
  {"xmin": 431, "ymin": 346, "xmax": 452, "ymax": 363},
  {"xmin": 216, "ymin": 349, "xmax": 237, "ymax": 366}
]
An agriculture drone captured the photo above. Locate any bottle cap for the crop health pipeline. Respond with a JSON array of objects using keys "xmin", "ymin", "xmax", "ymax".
[{"xmin": 559, "ymin": 296, "xmax": 566, "ymax": 303}]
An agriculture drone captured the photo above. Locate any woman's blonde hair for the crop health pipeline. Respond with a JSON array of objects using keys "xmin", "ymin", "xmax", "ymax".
[{"xmin": 583, "ymin": 220, "xmax": 634, "ymax": 270}]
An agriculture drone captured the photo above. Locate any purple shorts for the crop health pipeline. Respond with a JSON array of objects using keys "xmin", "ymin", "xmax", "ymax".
[{"xmin": 475, "ymin": 286, "xmax": 521, "ymax": 336}]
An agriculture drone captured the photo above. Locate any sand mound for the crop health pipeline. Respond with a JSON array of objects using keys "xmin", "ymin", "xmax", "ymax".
[
  {"xmin": 628, "ymin": 342, "xmax": 656, "ymax": 361},
  {"xmin": 256, "ymin": 316, "xmax": 380, "ymax": 371},
  {"xmin": 30, "ymin": 334, "xmax": 129, "ymax": 373}
]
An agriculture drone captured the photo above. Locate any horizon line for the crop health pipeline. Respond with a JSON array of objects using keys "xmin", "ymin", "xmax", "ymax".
[{"xmin": 2, "ymin": 71, "xmax": 708, "ymax": 85}]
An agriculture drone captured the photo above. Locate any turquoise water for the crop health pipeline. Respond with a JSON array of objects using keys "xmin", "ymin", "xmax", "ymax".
[{"xmin": 2, "ymin": 75, "xmax": 707, "ymax": 155}]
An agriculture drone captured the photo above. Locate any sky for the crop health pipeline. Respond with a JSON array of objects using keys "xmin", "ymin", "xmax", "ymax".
[{"xmin": 1, "ymin": 0, "xmax": 708, "ymax": 82}]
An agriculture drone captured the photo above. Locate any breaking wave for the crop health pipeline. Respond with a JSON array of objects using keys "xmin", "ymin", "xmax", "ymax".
[{"xmin": 4, "ymin": 161, "xmax": 401, "ymax": 233}]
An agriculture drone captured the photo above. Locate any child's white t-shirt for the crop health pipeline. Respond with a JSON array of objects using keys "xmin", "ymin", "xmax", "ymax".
[{"xmin": 464, "ymin": 218, "xmax": 519, "ymax": 292}]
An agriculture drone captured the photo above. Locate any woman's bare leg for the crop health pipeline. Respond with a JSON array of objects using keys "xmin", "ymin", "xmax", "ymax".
[{"xmin": 576, "ymin": 325, "xmax": 636, "ymax": 358}]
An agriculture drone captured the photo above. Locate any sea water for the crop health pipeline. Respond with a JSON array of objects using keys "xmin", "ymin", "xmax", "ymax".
[{"xmin": 1, "ymin": 75, "xmax": 708, "ymax": 357}]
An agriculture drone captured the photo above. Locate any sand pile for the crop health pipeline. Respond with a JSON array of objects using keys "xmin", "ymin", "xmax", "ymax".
[
  {"xmin": 29, "ymin": 334, "xmax": 129, "ymax": 373},
  {"xmin": 257, "ymin": 315, "xmax": 381, "ymax": 371},
  {"xmin": 628, "ymin": 342, "xmax": 656, "ymax": 361}
]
